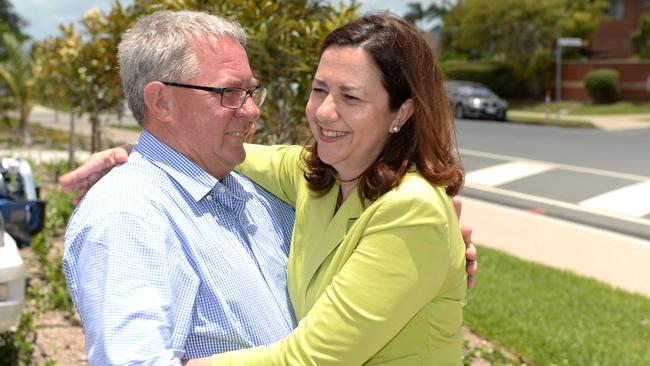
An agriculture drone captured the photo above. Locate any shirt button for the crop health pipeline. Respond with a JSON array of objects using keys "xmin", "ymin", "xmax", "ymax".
[
  {"xmin": 206, "ymin": 194, "xmax": 213, "ymax": 201},
  {"xmin": 218, "ymin": 187, "xmax": 226, "ymax": 194},
  {"xmin": 247, "ymin": 224, "xmax": 257, "ymax": 235}
]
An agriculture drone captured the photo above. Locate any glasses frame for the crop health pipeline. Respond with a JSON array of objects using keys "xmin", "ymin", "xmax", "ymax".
[{"xmin": 161, "ymin": 81, "xmax": 266, "ymax": 109}]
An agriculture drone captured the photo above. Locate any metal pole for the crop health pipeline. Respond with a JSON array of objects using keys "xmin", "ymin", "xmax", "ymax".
[{"xmin": 555, "ymin": 41, "xmax": 561, "ymax": 120}]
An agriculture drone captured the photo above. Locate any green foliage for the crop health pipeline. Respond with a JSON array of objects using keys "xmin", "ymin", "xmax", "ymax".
[
  {"xmin": 584, "ymin": 68, "xmax": 620, "ymax": 104},
  {"xmin": 33, "ymin": 3, "xmax": 135, "ymax": 153},
  {"xmin": 0, "ymin": 33, "xmax": 36, "ymax": 144},
  {"xmin": 516, "ymin": 100, "xmax": 650, "ymax": 115},
  {"xmin": 443, "ymin": 60, "xmax": 529, "ymax": 98},
  {"xmin": 403, "ymin": 1, "xmax": 453, "ymax": 28},
  {"xmin": 631, "ymin": 14, "xmax": 650, "ymax": 58},
  {"xmin": 465, "ymin": 246, "xmax": 650, "ymax": 366},
  {"xmin": 441, "ymin": 0, "xmax": 608, "ymax": 96},
  {"xmin": 0, "ymin": 0, "xmax": 26, "ymax": 36}
]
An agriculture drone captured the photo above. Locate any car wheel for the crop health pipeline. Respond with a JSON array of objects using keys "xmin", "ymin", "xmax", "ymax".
[
  {"xmin": 496, "ymin": 110, "xmax": 506, "ymax": 121},
  {"xmin": 455, "ymin": 105, "xmax": 464, "ymax": 119}
]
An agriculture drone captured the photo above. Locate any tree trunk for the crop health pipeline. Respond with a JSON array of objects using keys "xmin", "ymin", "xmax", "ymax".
[
  {"xmin": 68, "ymin": 110, "xmax": 76, "ymax": 170},
  {"xmin": 20, "ymin": 106, "xmax": 32, "ymax": 145},
  {"xmin": 90, "ymin": 114, "xmax": 101, "ymax": 153}
]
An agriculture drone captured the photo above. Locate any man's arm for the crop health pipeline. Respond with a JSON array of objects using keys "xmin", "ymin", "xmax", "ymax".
[{"xmin": 64, "ymin": 211, "xmax": 192, "ymax": 365}]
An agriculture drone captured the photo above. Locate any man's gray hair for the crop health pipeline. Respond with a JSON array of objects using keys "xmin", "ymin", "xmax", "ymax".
[{"xmin": 118, "ymin": 10, "xmax": 248, "ymax": 123}]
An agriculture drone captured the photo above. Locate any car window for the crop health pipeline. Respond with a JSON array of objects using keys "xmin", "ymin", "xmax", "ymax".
[{"xmin": 458, "ymin": 86, "xmax": 496, "ymax": 98}]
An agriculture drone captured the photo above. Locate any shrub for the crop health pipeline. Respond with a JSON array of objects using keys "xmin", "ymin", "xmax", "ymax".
[{"xmin": 584, "ymin": 68, "xmax": 620, "ymax": 104}]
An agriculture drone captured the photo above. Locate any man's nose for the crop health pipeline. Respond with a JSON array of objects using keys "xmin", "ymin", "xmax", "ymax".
[{"xmin": 236, "ymin": 95, "xmax": 261, "ymax": 118}]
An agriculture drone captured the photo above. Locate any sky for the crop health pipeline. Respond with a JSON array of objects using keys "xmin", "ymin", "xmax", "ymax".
[{"xmin": 12, "ymin": 0, "xmax": 438, "ymax": 41}]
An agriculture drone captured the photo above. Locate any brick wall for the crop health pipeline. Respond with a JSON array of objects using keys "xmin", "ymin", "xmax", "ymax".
[
  {"xmin": 589, "ymin": 0, "xmax": 650, "ymax": 59},
  {"xmin": 561, "ymin": 60, "xmax": 650, "ymax": 102}
]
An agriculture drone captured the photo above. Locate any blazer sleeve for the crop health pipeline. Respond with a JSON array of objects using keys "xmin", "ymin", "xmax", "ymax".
[
  {"xmin": 210, "ymin": 193, "xmax": 464, "ymax": 366},
  {"xmin": 237, "ymin": 144, "xmax": 304, "ymax": 207}
]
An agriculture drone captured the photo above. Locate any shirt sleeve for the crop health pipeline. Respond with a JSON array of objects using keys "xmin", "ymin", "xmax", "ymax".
[
  {"xmin": 65, "ymin": 211, "xmax": 192, "ymax": 366},
  {"xmin": 237, "ymin": 144, "xmax": 304, "ymax": 207},
  {"xmin": 209, "ymin": 194, "xmax": 465, "ymax": 365}
]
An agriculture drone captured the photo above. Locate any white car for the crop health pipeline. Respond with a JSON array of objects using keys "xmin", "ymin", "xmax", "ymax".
[
  {"xmin": 0, "ymin": 157, "xmax": 45, "ymax": 332},
  {"xmin": 0, "ymin": 225, "xmax": 25, "ymax": 332}
]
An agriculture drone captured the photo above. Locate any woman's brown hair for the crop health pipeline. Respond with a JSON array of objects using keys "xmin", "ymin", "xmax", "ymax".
[{"xmin": 302, "ymin": 13, "xmax": 464, "ymax": 202}]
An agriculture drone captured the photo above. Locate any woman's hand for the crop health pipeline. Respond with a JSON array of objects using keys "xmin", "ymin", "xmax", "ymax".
[
  {"xmin": 59, "ymin": 144, "xmax": 133, "ymax": 204},
  {"xmin": 454, "ymin": 197, "xmax": 478, "ymax": 288},
  {"xmin": 183, "ymin": 357, "xmax": 212, "ymax": 366}
]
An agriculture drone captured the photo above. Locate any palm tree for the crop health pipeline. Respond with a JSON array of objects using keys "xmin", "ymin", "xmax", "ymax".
[{"xmin": 0, "ymin": 32, "xmax": 34, "ymax": 145}]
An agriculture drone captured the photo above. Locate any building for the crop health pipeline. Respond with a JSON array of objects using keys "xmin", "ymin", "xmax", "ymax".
[{"xmin": 561, "ymin": 0, "xmax": 650, "ymax": 102}]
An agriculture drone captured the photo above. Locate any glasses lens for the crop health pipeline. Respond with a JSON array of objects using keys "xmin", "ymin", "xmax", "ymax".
[
  {"xmin": 252, "ymin": 87, "xmax": 266, "ymax": 107},
  {"xmin": 221, "ymin": 88, "xmax": 248, "ymax": 109}
]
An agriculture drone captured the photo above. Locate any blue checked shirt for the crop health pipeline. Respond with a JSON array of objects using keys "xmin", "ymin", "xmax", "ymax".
[{"xmin": 63, "ymin": 130, "xmax": 297, "ymax": 365}]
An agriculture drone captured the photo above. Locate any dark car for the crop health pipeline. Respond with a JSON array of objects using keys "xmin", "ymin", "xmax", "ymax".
[
  {"xmin": 446, "ymin": 81, "xmax": 508, "ymax": 121},
  {"xmin": 0, "ymin": 158, "xmax": 45, "ymax": 247}
]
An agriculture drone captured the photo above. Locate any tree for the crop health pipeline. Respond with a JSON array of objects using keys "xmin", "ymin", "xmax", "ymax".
[
  {"xmin": 404, "ymin": 1, "xmax": 453, "ymax": 28},
  {"xmin": 0, "ymin": 0, "xmax": 26, "ymax": 34},
  {"xmin": 631, "ymin": 14, "xmax": 650, "ymax": 59},
  {"xmin": 74, "ymin": 4, "xmax": 132, "ymax": 152},
  {"xmin": 0, "ymin": 33, "xmax": 35, "ymax": 144},
  {"xmin": 34, "ymin": 25, "xmax": 85, "ymax": 166},
  {"xmin": 441, "ymin": 0, "xmax": 608, "ymax": 94}
]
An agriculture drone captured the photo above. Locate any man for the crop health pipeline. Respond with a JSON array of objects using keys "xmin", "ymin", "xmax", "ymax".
[{"xmin": 62, "ymin": 10, "xmax": 476, "ymax": 365}]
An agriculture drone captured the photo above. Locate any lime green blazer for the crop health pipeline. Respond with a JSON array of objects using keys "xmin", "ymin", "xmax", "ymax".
[{"xmin": 212, "ymin": 145, "xmax": 466, "ymax": 365}]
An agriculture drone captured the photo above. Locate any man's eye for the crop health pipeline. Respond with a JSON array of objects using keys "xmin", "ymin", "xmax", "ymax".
[
  {"xmin": 344, "ymin": 94, "xmax": 360, "ymax": 101},
  {"xmin": 311, "ymin": 87, "xmax": 326, "ymax": 93}
]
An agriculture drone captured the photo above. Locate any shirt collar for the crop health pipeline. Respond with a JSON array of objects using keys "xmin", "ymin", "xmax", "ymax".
[{"xmin": 135, "ymin": 130, "xmax": 220, "ymax": 202}]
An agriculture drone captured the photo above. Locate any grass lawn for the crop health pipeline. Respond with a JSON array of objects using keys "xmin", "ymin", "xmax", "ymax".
[
  {"xmin": 465, "ymin": 246, "xmax": 650, "ymax": 366},
  {"xmin": 513, "ymin": 101, "xmax": 650, "ymax": 115},
  {"xmin": 506, "ymin": 114, "xmax": 594, "ymax": 128}
]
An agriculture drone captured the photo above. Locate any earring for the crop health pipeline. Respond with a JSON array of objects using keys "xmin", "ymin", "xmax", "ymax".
[{"xmin": 390, "ymin": 124, "xmax": 401, "ymax": 134}]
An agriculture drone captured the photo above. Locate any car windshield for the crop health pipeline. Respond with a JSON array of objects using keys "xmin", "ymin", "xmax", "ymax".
[{"xmin": 457, "ymin": 85, "xmax": 496, "ymax": 98}]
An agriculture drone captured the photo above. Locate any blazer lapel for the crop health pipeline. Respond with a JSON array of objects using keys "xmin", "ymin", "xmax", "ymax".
[{"xmin": 300, "ymin": 188, "xmax": 364, "ymax": 298}]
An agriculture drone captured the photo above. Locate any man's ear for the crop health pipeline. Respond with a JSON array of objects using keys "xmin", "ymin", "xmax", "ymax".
[
  {"xmin": 397, "ymin": 98, "xmax": 414, "ymax": 126},
  {"xmin": 143, "ymin": 81, "xmax": 173, "ymax": 122}
]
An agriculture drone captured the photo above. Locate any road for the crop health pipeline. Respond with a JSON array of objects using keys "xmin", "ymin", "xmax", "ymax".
[{"xmin": 456, "ymin": 118, "xmax": 650, "ymax": 239}]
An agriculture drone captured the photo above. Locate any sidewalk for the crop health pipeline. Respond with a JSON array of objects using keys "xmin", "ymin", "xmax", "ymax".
[
  {"xmin": 461, "ymin": 196, "xmax": 650, "ymax": 298},
  {"xmin": 508, "ymin": 110, "xmax": 650, "ymax": 131},
  {"xmin": 28, "ymin": 105, "xmax": 141, "ymax": 145}
]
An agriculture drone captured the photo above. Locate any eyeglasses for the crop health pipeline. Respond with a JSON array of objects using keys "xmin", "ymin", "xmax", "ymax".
[{"xmin": 161, "ymin": 81, "xmax": 267, "ymax": 109}]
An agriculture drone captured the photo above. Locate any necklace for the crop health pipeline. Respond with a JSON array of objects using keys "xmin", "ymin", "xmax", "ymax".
[{"xmin": 339, "ymin": 174, "xmax": 362, "ymax": 183}]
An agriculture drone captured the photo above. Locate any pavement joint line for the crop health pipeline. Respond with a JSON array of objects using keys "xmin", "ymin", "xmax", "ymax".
[
  {"xmin": 464, "ymin": 182, "xmax": 650, "ymax": 227},
  {"xmin": 460, "ymin": 148, "xmax": 650, "ymax": 182}
]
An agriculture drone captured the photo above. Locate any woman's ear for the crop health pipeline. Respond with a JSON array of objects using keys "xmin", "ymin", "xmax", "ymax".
[
  {"xmin": 396, "ymin": 98, "xmax": 414, "ymax": 127},
  {"xmin": 143, "ymin": 81, "xmax": 173, "ymax": 123}
]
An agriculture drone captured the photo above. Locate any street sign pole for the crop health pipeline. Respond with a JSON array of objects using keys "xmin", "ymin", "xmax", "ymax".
[{"xmin": 555, "ymin": 37, "xmax": 583, "ymax": 119}]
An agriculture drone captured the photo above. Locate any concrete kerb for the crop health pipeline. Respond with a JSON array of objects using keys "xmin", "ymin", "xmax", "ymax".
[{"xmin": 508, "ymin": 110, "xmax": 650, "ymax": 131}]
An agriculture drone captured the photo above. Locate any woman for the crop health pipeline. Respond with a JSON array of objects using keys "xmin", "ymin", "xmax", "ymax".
[
  {"xmin": 63, "ymin": 13, "xmax": 469, "ymax": 365},
  {"xmin": 197, "ymin": 13, "xmax": 466, "ymax": 365}
]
